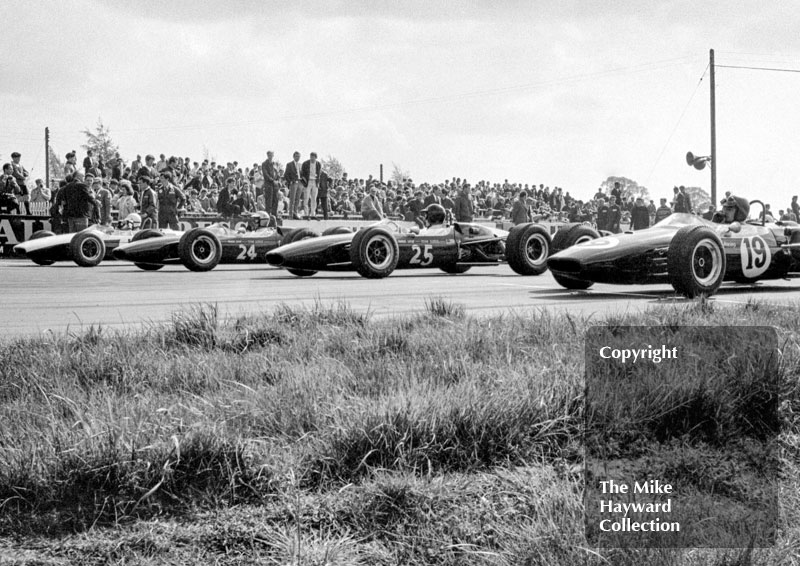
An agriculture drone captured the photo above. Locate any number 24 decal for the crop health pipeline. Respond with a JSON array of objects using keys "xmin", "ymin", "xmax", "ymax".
[
  {"xmin": 410, "ymin": 244, "xmax": 433, "ymax": 266},
  {"xmin": 236, "ymin": 244, "xmax": 257, "ymax": 260}
]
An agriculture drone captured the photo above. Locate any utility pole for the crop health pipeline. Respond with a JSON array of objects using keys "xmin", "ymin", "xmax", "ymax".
[
  {"xmin": 709, "ymin": 49, "xmax": 717, "ymax": 205},
  {"xmin": 379, "ymin": 163, "xmax": 383, "ymax": 185},
  {"xmin": 45, "ymin": 127, "xmax": 50, "ymax": 187}
]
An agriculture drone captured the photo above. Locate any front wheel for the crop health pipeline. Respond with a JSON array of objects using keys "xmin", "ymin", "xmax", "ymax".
[
  {"xmin": 70, "ymin": 230, "xmax": 106, "ymax": 267},
  {"xmin": 553, "ymin": 272, "xmax": 594, "ymax": 290},
  {"xmin": 178, "ymin": 228, "xmax": 223, "ymax": 272},
  {"xmin": 28, "ymin": 230, "xmax": 56, "ymax": 265},
  {"xmin": 440, "ymin": 264, "xmax": 472, "ymax": 274},
  {"xmin": 506, "ymin": 223, "xmax": 551, "ymax": 275},
  {"xmin": 667, "ymin": 226, "xmax": 726, "ymax": 298},
  {"xmin": 283, "ymin": 228, "xmax": 320, "ymax": 276},
  {"xmin": 350, "ymin": 227, "xmax": 399, "ymax": 278},
  {"xmin": 551, "ymin": 224, "xmax": 600, "ymax": 253}
]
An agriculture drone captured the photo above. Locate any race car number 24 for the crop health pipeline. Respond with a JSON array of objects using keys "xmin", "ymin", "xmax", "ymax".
[
  {"xmin": 237, "ymin": 244, "xmax": 257, "ymax": 261},
  {"xmin": 410, "ymin": 244, "xmax": 434, "ymax": 266},
  {"xmin": 740, "ymin": 235, "xmax": 771, "ymax": 278}
]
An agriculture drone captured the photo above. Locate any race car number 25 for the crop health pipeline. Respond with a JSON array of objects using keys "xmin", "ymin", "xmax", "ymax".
[
  {"xmin": 410, "ymin": 244, "xmax": 433, "ymax": 266},
  {"xmin": 740, "ymin": 235, "xmax": 771, "ymax": 278}
]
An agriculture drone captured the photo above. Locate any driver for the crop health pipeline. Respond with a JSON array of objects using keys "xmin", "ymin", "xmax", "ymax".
[
  {"xmin": 247, "ymin": 210, "xmax": 273, "ymax": 231},
  {"xmin": 119, "ymin": 213, "xmax": 142, "ymax": 230},
  {"xmin": 713, "ymin": 195, "xmax": 749, "ymax": 223},
  {"xmin": 418, "ymin": 203, "xmax": 450, "ymax": 236}
]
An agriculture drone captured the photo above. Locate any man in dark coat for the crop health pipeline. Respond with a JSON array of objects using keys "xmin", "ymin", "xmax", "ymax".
[
  {"xmin": 261, "ymin": 151, "xmax": 279, "ymax": 220},
  {"xmin": 55, "ymin": 171, "xmax": 97, "ymax": 232},
  {"xmin": 631, "ymin": 197, "xmax": 650, "ymax": 230}
]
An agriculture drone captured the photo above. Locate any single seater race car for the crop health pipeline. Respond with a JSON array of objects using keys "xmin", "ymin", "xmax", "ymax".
[
  {"xmin": 546, "ymin": 200, "xmax": 800, "ymax": 298},
  {"xmin": 112, "ymin": 212, "xmax": 296, "ymax": 271},
  {"xmin": 12, "ymin": 214, "xmax": 156, "ymax": 267},
  {"xmin": 264, "ymin": 218, "xmax": 552, "ymax": 278}
]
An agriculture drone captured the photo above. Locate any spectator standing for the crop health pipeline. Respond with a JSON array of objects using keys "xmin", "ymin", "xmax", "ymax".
[
  {"xmin": 261, "ymin": 151, "xmax": 279, "ymax": 221},
  {"xmin": 64, "ymin": 151, "xmax": 78, "ymax": 178},
  {"xmin": 423, "ymin": 185, "xmax": 443, "ymax": 207},
  {"xmin": 117, "ymin": 180, "xmax": 137, "ymax": 219},
  {"xmin": 453, "ymin": 184, "xmax": 474, "ymax": 222},
  {"xmin": 30, "ymin": 179, "xmax": 51, "ymax": 204},
  {"xmin": 673, "ymin": 186, "xmax": 689, "ymax": 213},
  {"xmin": 131, "ymin": 155, "xmax": 142, "ymax": 178},
  {"xmin": 94, "ymin": 178, "xmax": 112, "ymax": 225},
  {"xmin": 156, "ymin": 171, "xmax": 185, "ymax": 230},
  {"xmin": 284, "ymin": 151, "xmax": 302, "ymax": 219},
  {"xmin": 0, "ymin": 163, "xmax": 21, "ymax": 213},
  {"xmin": 217, "ymin": 177, "xmax": 235, "ymax": 216},
  {"xmin": 654, "ymin": 197, "xmax": 672, "ymax": 223},
  {"xmin": 10, "ymin": 152, "xmax": 30, "ymax": 214},
  {"xmin": 595, "ymin": 198, "xmax": 609, "ymax": 231},
  {"xmin": 318, "ymin": 169, "xmax": 331, "ymax": 220},
  {"xmin": 361, "ymin": 184, "xmax": 384, "ymax": 220},
  {"xmin": 792, "ymin": 196, "xmax": 800, "ymax": 220},
  {"xmin": 300, "ymin": 152, "xmax": 322, "ymax": 219},
  {"xmin": 137, "ymin": 171, "xmax": 158, "ymax": 228},
  {"xmin": 55, "ymin": 171, "xmax": 96, "ymax": 232},
  {"xmin": 511, "ymin": 191, "xmax": 531, "ymax": 225},
  {"xmin": 630, "ymin": 197, "xmax": 650, "ymax": 230}
]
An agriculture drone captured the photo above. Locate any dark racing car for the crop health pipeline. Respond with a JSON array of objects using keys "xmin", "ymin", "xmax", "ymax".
[
  {"xmin": 547, "ymin": 200, "xmax": 800, "ymax": 297},
  {"xmin": 112, "ymin": 212, "xmax": 294, "ymax": 271},
  {"xmin": 264, "ymin": 217, "xmax": 552, "ymax": 278}
]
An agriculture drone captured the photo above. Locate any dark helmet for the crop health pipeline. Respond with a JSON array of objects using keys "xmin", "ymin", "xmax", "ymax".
[{"xmin": 423, "ymin": 203, "xmax": 446, "ymax": 226}]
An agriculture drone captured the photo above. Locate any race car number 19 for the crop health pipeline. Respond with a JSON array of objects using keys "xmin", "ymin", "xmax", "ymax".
[{"xmin": 740, "ymin": 235, "xmax": 771, "ymax": 278}]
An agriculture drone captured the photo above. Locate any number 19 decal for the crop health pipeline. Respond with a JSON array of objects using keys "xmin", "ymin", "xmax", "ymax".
[
  {"xmin": 410, "ymin": 244, "xmax": 434, "ymax": 266},
  {"xmin": 740, "ymin": 236, "xmax": 770, "ymax": 278}
]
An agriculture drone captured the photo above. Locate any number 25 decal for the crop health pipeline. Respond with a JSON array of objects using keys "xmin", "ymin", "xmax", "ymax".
[
  {"xmin": 740, "ymin": 235, "xmax": 771, "ymax": 278},
  {"xmin": 410, "ymin": 244, "xmax": 433, "ymax": 266},
  {"xmin": 237, "ymin": 244, "xmax": 257, "ymax": 261}
]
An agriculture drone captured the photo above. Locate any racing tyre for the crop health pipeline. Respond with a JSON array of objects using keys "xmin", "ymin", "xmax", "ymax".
[
  {"xmin": 350, "ymin": 226, "xmax": 399, "ymax": 279},
  {"xmin": 321, "ymin": 226, "xmax": 352, "ymax": 236},
  {"xmin": 129, "ymin": 229, "xmax": 165, "ymax": 271},
  {"xmin": 552, "ymin": 272, "xmax": 594, "ymax": 290},
  {"xmin": 440, "ymin": 265, "xmax": 472, "ymax": 274},
  {"xmin": 70, "ymin": 230, "xmax": 106, "ymax": 267},
  {"xmin": 178, "ymin": 228, "xmax": 222, "ymax": 272},
  {"xmin": 551, "ymin": 224, "xmax": 600, "ymax": 253},
  {"xmin": 286, "ymin": 228, "xmax": 320, "ymax": 243},
  {"xmin": 28, "ymin": 230, "xmax": 56, "ymax": 265},
  {"xmin": 667, "ymin": 226, "xmax": 726, "ymax": 298},
  {"xmin": 282, "ymin": 228, "xmax": 320, "ymax": 276},
  {"xmin": 506, "ymin": 223, "xmax": 551, "ymax": 275}
]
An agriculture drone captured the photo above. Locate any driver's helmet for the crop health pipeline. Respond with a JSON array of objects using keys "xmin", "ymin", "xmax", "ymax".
[
  {"xmin": 722, "ymin": 196, "xmax": 750, "ymax": 223},
  {"xmin": 247, "ymin": 211, "xmax": 271, "ymax": 231},
  {"xmin": 121, "ymin": 213, "xmax": 141, "ymax": 230},
  {"xmin": 423, "ymin": 203, "xmax": 446, "ymax": 227}
]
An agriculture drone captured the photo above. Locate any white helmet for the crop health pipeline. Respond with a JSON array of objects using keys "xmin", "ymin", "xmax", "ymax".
[
  {"xmin": 248, "ymin": 211, "xmax": 272, "ymax": 230},
  {"xmin": 122, "ymin": 213, "xmax": 142, "ymax": 229}
]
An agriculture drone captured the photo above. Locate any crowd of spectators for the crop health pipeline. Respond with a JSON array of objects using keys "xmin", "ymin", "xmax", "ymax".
[{"xmin": 3, "ymin": 149, "xmax": 795, "ymax": 233}]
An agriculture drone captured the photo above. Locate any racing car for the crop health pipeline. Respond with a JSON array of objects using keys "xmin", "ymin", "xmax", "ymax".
[
  {"xmin": 12, "ymin": 214, "xmax": 157, "ymax": 267},
  {"xmin": 263, "ymin": 215, "xmax": 552, "ymax": 278},
  {"xmin": 546, "ymin": 200, "xmax": 800, "ymax": 298},
  {"xmin": 112, "ymin": 212, "xmax": 296, "ymax": 271}
]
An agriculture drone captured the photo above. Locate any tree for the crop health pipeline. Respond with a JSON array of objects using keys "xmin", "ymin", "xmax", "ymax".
[
  {"xmin": 47, "ymin": 146, "xmax": 65, "ymax": 180},
  {"xmin": 320, "ymin": 155, "xmax": 345, "ymax": 181},
  {"xmin": 391, "ymin": 163, "xmax": 411, "ymax": 185},
  {"xmin": 601, "ymin": 176, "xmax": 650, "ymax": 202},
  {"xmin": 682, "ymin": 186, "xmax": 711, "ymax": 214},
  {"xmin": 81, "ymin": 118, "xmax": 120, "ymax": 166}
]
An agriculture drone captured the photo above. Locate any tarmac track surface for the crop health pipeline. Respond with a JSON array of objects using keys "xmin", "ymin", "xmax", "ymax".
[{"xmin": 3, "ymin": 259, "xmax": 800, "ymax": 338}]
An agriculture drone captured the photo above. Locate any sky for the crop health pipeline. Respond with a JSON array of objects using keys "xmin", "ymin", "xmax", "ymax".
[{"xmin": 3, "ymin": 0, "xmax": 800, "ymax": 209}]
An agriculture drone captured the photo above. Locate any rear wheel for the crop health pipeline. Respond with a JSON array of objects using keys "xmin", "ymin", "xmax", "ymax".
[
  {"xmin": 130, "ymin": 229, "xmax": 165, "ymax": 271},
  {"xmin": 506, "ymin": 223, "xmax": 551, "ymax": 275},
  {"xmin": 667, "ymin": 226, "xmax": 726, "ymax": 298},
  {"xmin": 551, "ymin": 224, "xmax": 600, "ymax": 253},
  {"xmin": 178, "ymin": 228, "xmax": 223, "ymax": 272},
  {"xmin": 350, "ymin": 226, "xmax": 399, "ymax": 278},
  {"xmin": 321, "ymin": 226, "xmax": 352, "ymax": 236},
  {"xmin": 70, "ymin": 231, "xmax": 106, "ymax": 267},
  {"xmin": 28, "ymin": 230, "xmax": 56, "ymax": 265}
]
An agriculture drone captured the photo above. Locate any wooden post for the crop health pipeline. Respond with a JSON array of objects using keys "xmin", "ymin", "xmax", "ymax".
[{"xmin": 709, "ymin": 49, "xmax": 717, "ymax": 205}]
